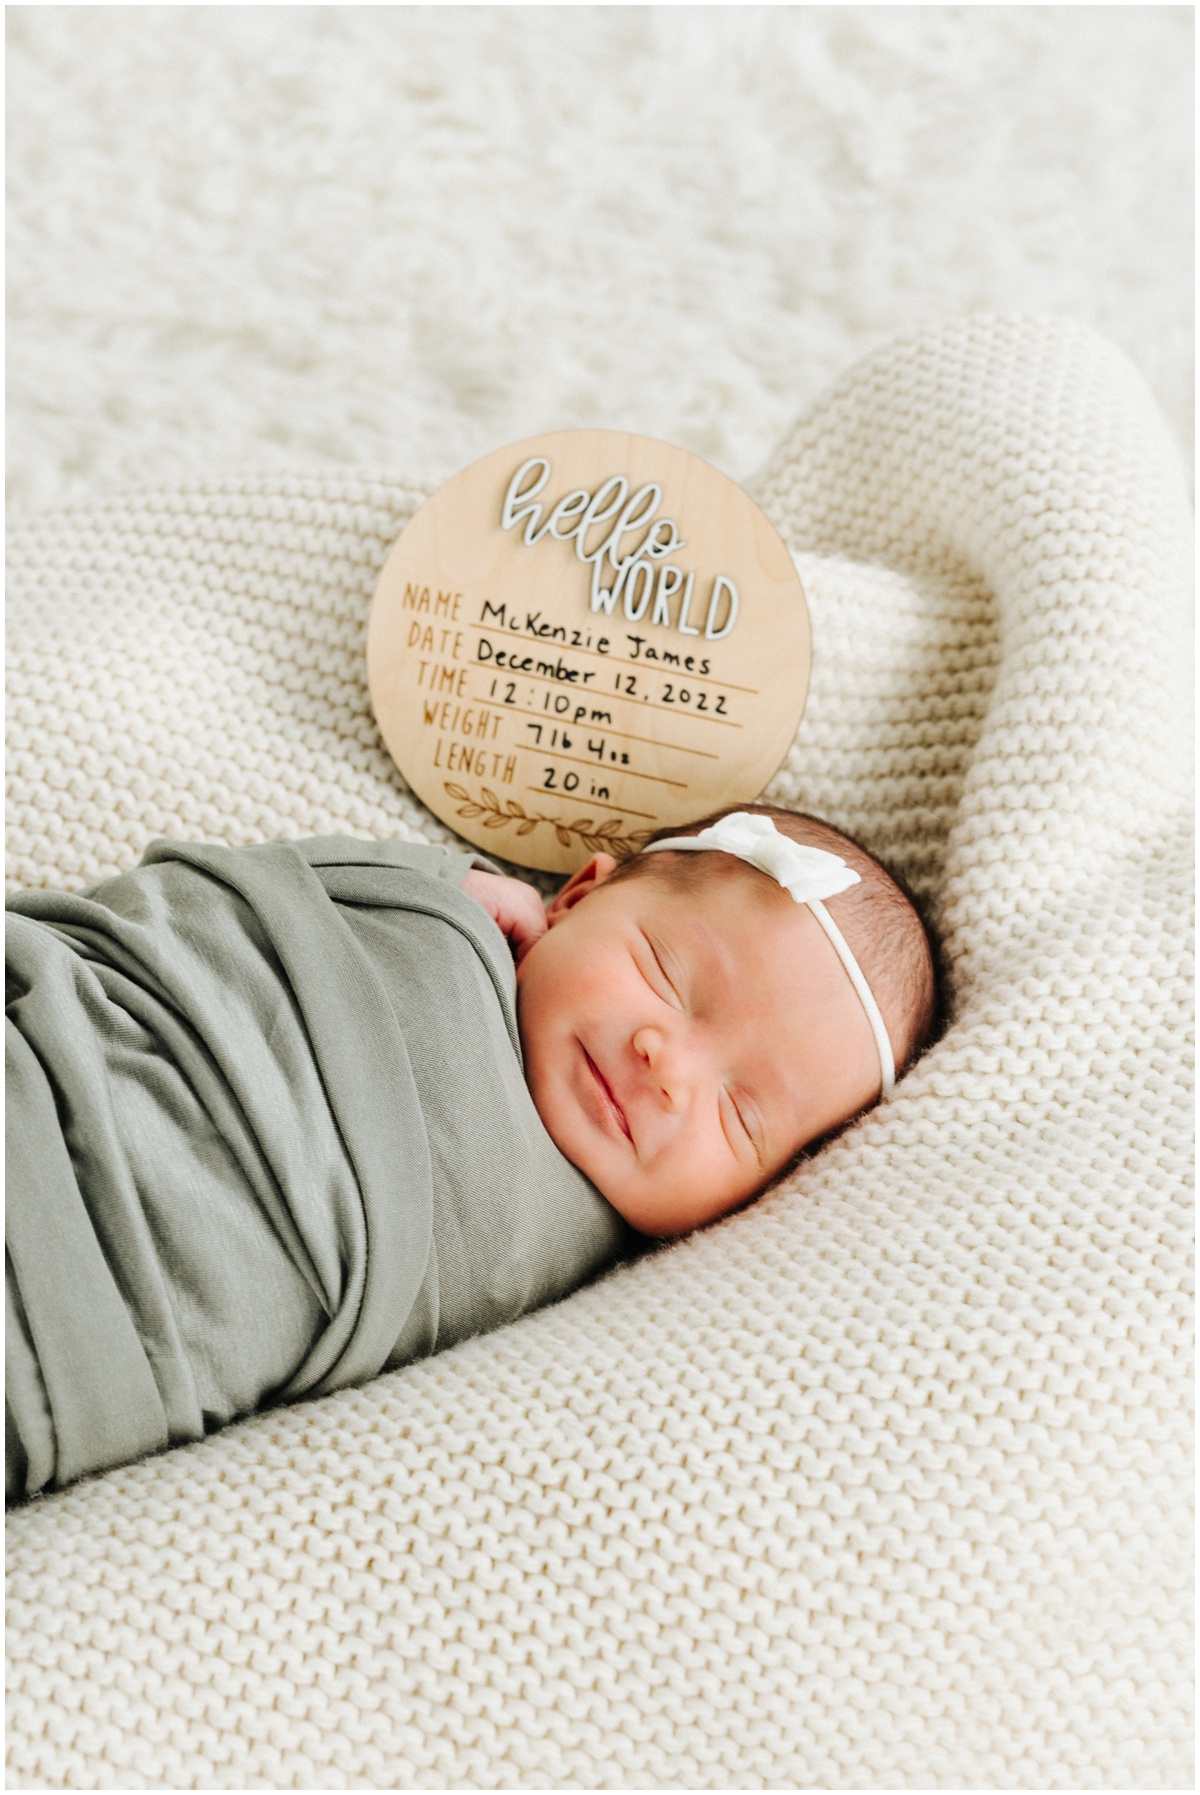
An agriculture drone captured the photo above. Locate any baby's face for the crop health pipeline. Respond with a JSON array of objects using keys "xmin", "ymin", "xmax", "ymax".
[{"xmin": 516, "ymin": 855, "xmax": 883, "ymax": 1236}]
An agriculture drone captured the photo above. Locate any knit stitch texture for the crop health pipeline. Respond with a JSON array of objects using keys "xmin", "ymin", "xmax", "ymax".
[{"xmin": 5, "ymin": 316, "xmax": 1193, "ymax": 1788}]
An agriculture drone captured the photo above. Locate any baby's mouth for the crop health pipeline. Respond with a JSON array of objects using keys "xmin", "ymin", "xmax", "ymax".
[{"xmin": 582, "ymin": 1047, "xmax": 632, "ymax": 1141}]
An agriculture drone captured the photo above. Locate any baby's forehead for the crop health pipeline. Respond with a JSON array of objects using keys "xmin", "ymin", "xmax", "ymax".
[
  {"xmin": 621, "ymin": 859, "xmax": 824, "ymax": 963},
  {"xmin": 631, "ymin": 854, "xmax": 801, "ymax": 921}
]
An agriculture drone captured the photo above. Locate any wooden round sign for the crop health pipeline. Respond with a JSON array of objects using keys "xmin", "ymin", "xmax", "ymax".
[{"xmin": 368, "ymin": 430, "xmax": 811, "ymax": 874}]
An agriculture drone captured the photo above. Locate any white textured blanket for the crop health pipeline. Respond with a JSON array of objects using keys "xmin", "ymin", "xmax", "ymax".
[{"xmin": 6, "ymin": 317, "xmax": 1193, "ymax": 1788}]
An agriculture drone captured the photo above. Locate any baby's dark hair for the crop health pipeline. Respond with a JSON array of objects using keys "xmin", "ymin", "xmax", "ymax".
[{"xmin": 610, "ymin": 802, "xmax": 942, "ymax": 1083}]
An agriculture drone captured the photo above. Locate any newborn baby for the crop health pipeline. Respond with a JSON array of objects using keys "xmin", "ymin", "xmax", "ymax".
[
  {"xmin": 466, "ymin": 811, "xmax": 925, "ymax": 1242},
  {"xmin": 6, "ymin": 804, "xmax": 935, "ymax": 1501},
  {"xmin": 492, "ymin": 803, "xmax": 935, "ymax": 1237}
]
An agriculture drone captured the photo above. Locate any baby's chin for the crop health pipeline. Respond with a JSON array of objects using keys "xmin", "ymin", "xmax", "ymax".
[
  {"xmin": 607, "ymin": 1177, "xmax": 765, "ymax": 1240},
  {"xmin": 575, "ymin": 1133, "xmax": 773, "ymax": 1238}
]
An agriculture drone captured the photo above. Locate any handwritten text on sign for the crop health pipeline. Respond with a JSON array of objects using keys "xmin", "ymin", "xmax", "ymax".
[{"xmin": 367, "ymin": 432, "xmax": 811, "ymax": 874}]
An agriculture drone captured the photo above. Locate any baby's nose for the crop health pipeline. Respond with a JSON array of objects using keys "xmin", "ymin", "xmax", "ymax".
[{"xmin": 632, "ymin": 1025, "xmax": 690, "ymax": 1110}]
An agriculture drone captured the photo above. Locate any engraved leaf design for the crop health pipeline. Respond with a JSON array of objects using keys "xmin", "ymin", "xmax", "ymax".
[{"xmin": 446, "ymin": 779, "xmax": 650, "ymax": 859}]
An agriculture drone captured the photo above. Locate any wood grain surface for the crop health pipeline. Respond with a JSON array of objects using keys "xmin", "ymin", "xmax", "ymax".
[{"xmin": 368, "ymin": 430, "xmax": 811, "ymax": 872}]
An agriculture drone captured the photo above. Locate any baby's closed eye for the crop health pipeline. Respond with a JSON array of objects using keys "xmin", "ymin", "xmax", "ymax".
[
  {"xmin": 721, "ymin": 1087, "xmax": 762, "ymax": 1162},
  {"xmin": 638, "ymin": 930, "xmax": 684, "ymax": 1007}
]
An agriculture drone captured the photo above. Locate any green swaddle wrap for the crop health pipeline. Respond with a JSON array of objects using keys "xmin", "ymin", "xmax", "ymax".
[{"xmin": 6, "ymin": 837, "xmax": 629, "ymax": 1502}]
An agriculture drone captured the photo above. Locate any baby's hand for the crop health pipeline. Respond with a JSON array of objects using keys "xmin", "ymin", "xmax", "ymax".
[{"xmin": 461, "ymin": 870, "xmax": 548, "ymax": 963}]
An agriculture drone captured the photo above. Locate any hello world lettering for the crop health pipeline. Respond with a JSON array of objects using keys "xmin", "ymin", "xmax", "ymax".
[{"xmin": 501, "ymin": 458, "xmax": 740, "ymax": 642}]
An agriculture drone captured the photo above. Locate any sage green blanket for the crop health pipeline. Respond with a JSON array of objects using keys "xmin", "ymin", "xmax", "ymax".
[{"xmin": 6, "ymin": 837, "xmax": 628, "ymax": 1502}]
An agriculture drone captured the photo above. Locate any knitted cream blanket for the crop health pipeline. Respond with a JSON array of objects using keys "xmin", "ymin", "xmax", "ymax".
[{"xmin": 6, "ymin": 318, "xmax": 1192, "ymax": 1789}]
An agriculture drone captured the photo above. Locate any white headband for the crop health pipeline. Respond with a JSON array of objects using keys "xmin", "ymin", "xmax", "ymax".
[{"xmin": 643, "ymin": 812, "xmax": 895, "ymax": 1098}]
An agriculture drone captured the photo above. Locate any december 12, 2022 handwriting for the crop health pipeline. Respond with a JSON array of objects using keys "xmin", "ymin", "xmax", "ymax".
[{"xmin": 367, "ymin": 431, "xmax": 811, "ymax": 874}]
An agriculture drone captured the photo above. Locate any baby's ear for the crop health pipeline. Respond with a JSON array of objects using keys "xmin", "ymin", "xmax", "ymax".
[{"xmin": 545, "ymin": 853, "xmax": 619, "ymax": 924}]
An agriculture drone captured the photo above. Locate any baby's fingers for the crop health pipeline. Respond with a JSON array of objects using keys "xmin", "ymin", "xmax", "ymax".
[
  {"xmin": 508, "ymin": 889, "xmax": 549, "ymax": 962},
  {"xmin": 462, "ymin": 870, "xmax": 547, "ymax": 962}
]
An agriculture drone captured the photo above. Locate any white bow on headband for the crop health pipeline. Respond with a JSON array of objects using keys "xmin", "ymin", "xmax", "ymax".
[{"xmin": 643, "ymin": 813, "xmax": 895, "ymax": 1097}]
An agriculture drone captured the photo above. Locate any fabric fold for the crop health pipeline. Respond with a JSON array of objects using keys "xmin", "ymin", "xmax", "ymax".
[
  {"xmin": 6, "ymin": 1016, "xmax": 170, "ymax": 1490},
  {"xmin": 6, "ymin": 836, "xmax": 627, "ymax": 1499},
  {"xmin": 139, "ymin": 840, "xmax": 436, "ymax": 1400}
]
